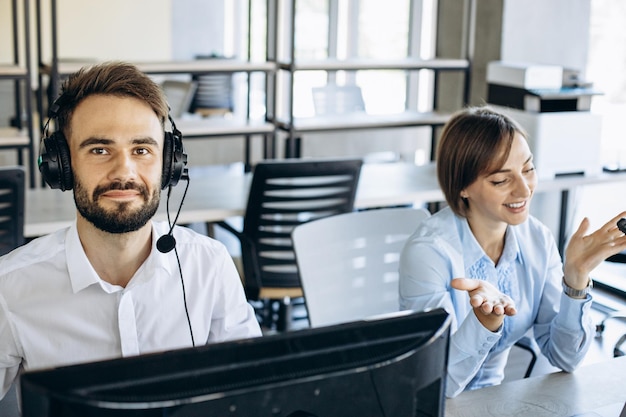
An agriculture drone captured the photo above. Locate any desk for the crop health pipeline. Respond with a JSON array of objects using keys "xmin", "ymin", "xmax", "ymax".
[
  {"xmin": 24, "ymin": 168, "xmax": 250, "ymax": 238},
  {"xmin": 25, "ymin": 162, "xmax": 626, "ymax": 240},
  {"xmin": 445, "ymin": 356, "xmax": 626, "ymax": 417}
]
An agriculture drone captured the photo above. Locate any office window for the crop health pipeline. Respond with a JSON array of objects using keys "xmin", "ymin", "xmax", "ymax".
[
  {"xmin": 294, "ymin": 1, "xmax": 330, "ymax": 60},
  {"xmin": 226, "ymin": 0, "xmax": 437, "ymax": 120},
  {"xmin": 355, "ymin": 0, "xmax": 411, "ymax": 114},
  {"xmin": 586, "ymin": 0, "xmax": 626, "ymax": 167},
  {"xmin": 223, "ymin": 0, "xmax": 270, "ymax": 120},
  {"xmin": 291, "ymin": 1, "xmax": 331, "ymax": 117},
  {"xmin": 286, "ymin": 0, "xmax": 436, "ymax": 117}
]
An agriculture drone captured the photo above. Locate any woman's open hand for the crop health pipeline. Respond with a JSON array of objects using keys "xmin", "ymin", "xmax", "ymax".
[{"xmin": 451, "ymin": 278, "xmax": 517, "ymax": 332}]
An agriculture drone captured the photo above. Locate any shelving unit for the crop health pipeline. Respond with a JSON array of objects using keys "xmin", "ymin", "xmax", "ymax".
[
  {"xmin": 34, "ymin": 0, "xmax": 277, "ymax": 171},
  {"xmin": 1, "ymin": 0, "xmax": 36, "ymax": 188},
  {"xmin": 33, "ymin": 0, "xmax": 473, "ymax": 167},
  {"xmin": 267, "ymin": 0, "xmax": 472, "ymax": 159},
  {"xmin": 37, "ymin": 59, "xmax": 277, "ymax": 170}
]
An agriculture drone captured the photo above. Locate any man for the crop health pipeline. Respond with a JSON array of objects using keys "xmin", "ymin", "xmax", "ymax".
[{"xmin": 0, "ymin": 62, "xmax": 261, "ymax": 399}]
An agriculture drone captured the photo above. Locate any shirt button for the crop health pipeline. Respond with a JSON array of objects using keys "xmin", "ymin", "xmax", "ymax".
[
  {"xmin": 487, "ymin": 336, "xmax": 495, "ymax": 341},
  {"xmin": 478, "ymin": 350, "xmax": 486, "ymax": 355}
]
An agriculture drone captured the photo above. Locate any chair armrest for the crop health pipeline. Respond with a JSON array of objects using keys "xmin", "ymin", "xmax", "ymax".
[
  {"xmin": 514, "ymin": 336, "xmax": 539, "ymax": 378},
  {"xmin": 214, "ymin": 220, "xmax": 244, "ymax": 240},
  {"xmin": 214, "ymin": 221, "xmax": 263, "ymax": 300}
]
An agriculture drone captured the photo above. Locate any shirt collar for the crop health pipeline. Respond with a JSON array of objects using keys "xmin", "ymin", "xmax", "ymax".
[
  {"xmin": 456, "ymin": 216, "xmax": 523, "ymax": 269},
  {"xmin": 66, "ymin": 221, "xmax": 173, "ymax": 293}
]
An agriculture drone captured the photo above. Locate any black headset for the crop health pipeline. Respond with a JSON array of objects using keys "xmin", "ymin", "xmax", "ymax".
[{"xmin": 38, "ymin": 98, "xmax": 188, "ymax": 191}]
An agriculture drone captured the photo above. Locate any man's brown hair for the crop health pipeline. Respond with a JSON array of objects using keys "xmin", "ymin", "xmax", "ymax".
[{"xmin": 53, "ymin": 61, "xmax": 169, "ymax": 138}]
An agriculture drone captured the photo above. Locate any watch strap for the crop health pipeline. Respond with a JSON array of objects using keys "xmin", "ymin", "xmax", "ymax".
[{"xmin": 562, "ymin": 276, "xmax": 592, "ymax": 299}]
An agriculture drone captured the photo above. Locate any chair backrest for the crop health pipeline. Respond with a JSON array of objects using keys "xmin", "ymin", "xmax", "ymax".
[
  {"xmin": 191, "ymin": 73, "xmax": 233, "ymax": 113},
  {"xmin": 161, "ymin": 79, "xmax": 197, "ymax": 118},
  {"xmin": 0, "ymin": 166, "xmax": 25, "ymax": 256},
  {"xmin": 312, "ymin": 84, "xmax": 365, "ymax": 116},
  {"xmin": 241, "ymin": 158, "xmax": 363, "ymax": 299},
  {"xmin": 292, "ymin": 206, "xmax": 430, "ymax": 327}
]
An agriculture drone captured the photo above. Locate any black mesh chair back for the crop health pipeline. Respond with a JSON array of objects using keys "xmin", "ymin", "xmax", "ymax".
[
  {"xmin": 0, "ymin": 167, "xmax": 25, "ymax": 256},
  {"xmin": 217, "ymin": 158, "xmax": 362, "ymax": 330},
  {"xmin": 190, "ymin": 73, "xmax": 233, "ymax": 113},
  {"xmin": 245, "ymin": 158, "xmax": 362, "ymax": 290},
  {"xmin": 190, "ymin": 56, "xmax": 234, "ymax": 115}
]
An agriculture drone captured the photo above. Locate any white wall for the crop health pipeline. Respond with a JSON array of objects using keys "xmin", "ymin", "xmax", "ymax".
[
  {"xmin": 0, "ymin": 0, "xmax": 16, "ymax": 63},
  {"xmin": 501, "ymin": 0, "xmax": 591, "ymax": 74},
  {"xmin": 40, "ymin": 0, "xmax": 173, "ymax": 62},
  {"xmin": 171, "ymin": 0, "xmax": 225, "ymax": 60},
  {"xmin": 501, "ymin": 0, "xmax": 593, "ymax": 243}
]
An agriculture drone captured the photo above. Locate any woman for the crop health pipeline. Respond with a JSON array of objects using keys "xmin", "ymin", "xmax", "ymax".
[{"xmin": 399, "ymin": 106, "xmax": 626, "ymax": 398}]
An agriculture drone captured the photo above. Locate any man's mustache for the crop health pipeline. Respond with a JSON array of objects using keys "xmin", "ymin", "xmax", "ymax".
[{"xmin": 92, "ymin": 182, "xmax": 149, "ymax": 201}]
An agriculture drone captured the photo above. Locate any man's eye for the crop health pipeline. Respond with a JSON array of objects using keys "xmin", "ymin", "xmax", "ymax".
[{"xmin": 91, "ymin": 148, "xmax": 107, "ymax": 155}]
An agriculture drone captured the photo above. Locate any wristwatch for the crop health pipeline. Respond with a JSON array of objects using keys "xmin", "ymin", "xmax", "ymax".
[{"xmin": 562, "ymin": 276, "xmax": 593, "ymax": 298}]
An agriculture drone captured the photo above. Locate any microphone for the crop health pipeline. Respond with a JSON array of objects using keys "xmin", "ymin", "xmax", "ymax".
[
  {"xmin": 157, "ymin": 176, "xmax": 190, "ymax": 254},
  {"xmin": 618, "ymin": 218, "xmax": 626, "ymax": 235},
  {"xmin": 156, "ymin": 174, "xmax": 195, "ymax": 347},
  {"xmin": 157, "ymin": 233, "xmax": 176, "ymax": 253}
]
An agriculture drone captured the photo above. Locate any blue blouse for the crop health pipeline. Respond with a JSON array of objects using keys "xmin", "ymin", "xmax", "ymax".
[{"xmin": 399, "ymin": 206, "xmax": 594, "ymax": 398}]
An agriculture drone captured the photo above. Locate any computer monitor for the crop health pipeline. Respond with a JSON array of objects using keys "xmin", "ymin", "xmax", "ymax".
[{"xmin": 20, "ymin": 308, "xmax": 451, "ymax": 417}]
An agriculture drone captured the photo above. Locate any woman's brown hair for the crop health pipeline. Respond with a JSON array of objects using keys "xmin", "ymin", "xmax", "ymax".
[{"xmin": 436, "ymin": 106, "xmax": 528, "ymax": 217}]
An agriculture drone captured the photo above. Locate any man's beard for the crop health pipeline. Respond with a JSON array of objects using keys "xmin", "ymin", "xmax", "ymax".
[{"xmin": 73, "ymin": 178, "xmax": 161, "ymax": 234}]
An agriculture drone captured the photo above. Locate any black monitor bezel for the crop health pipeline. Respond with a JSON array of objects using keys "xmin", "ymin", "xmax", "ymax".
[{"xmin": 21, "ymin": 308, "xmax": 450, "ymax": 416}]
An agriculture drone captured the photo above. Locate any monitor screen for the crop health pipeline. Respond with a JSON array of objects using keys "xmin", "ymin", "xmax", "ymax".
[{"xmin": 20, "ymin": 308, "xmax": 451, "ymax": 417}]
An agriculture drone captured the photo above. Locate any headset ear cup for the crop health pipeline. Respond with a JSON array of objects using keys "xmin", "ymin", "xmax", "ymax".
[
  {"xmin": 161, "ymin": 132, "xmax": 174, "ymax": 189},
  {"xmin": 56, "ymin": 135, "xmax": 73, "ymax": 191},
  {"xmin": 39, "ymin": 131, "xmax": 73, "ymax": 191},
  {"xmin": 169, "ymin": 129, "xmax": 187, "ymax": 187}
]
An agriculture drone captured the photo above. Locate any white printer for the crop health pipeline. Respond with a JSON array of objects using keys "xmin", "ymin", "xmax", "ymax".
[{"xmin": 486, "ymin": 61, "xmax": 603, "ymax": 180}]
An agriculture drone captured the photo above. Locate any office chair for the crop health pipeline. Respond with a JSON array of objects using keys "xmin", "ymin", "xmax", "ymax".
[
  {"xmin": 191, "ymin": 73, "xmax": 234, "ymax": 116},
  {"xmin": 511, "ymin": 335, "xmax": 539, "ymax": 379},
  {"xmin": 293, "ymin": 206, "xmax": 539, "ymax": 379},
  {"xmin": 215, "ymin": 158, "xmax": 363, "ymax": 331},
  {"xmin": 292, "ymin": 206, "xmax": 430, "ymax": 327},
  {"xmin": 161, "ymin": 79, "xmax": 197, "ymax": 118},
  {"xmin": 0, "ymin": 166, "xmax": 25, "ymax": 256},
  {"xmin": 0, "ymin": 167, "xmax": 25, "ymax": 414},
  {"xmin": 593, "ymin": 220, "xmax": 626, "ymax": 357}
]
